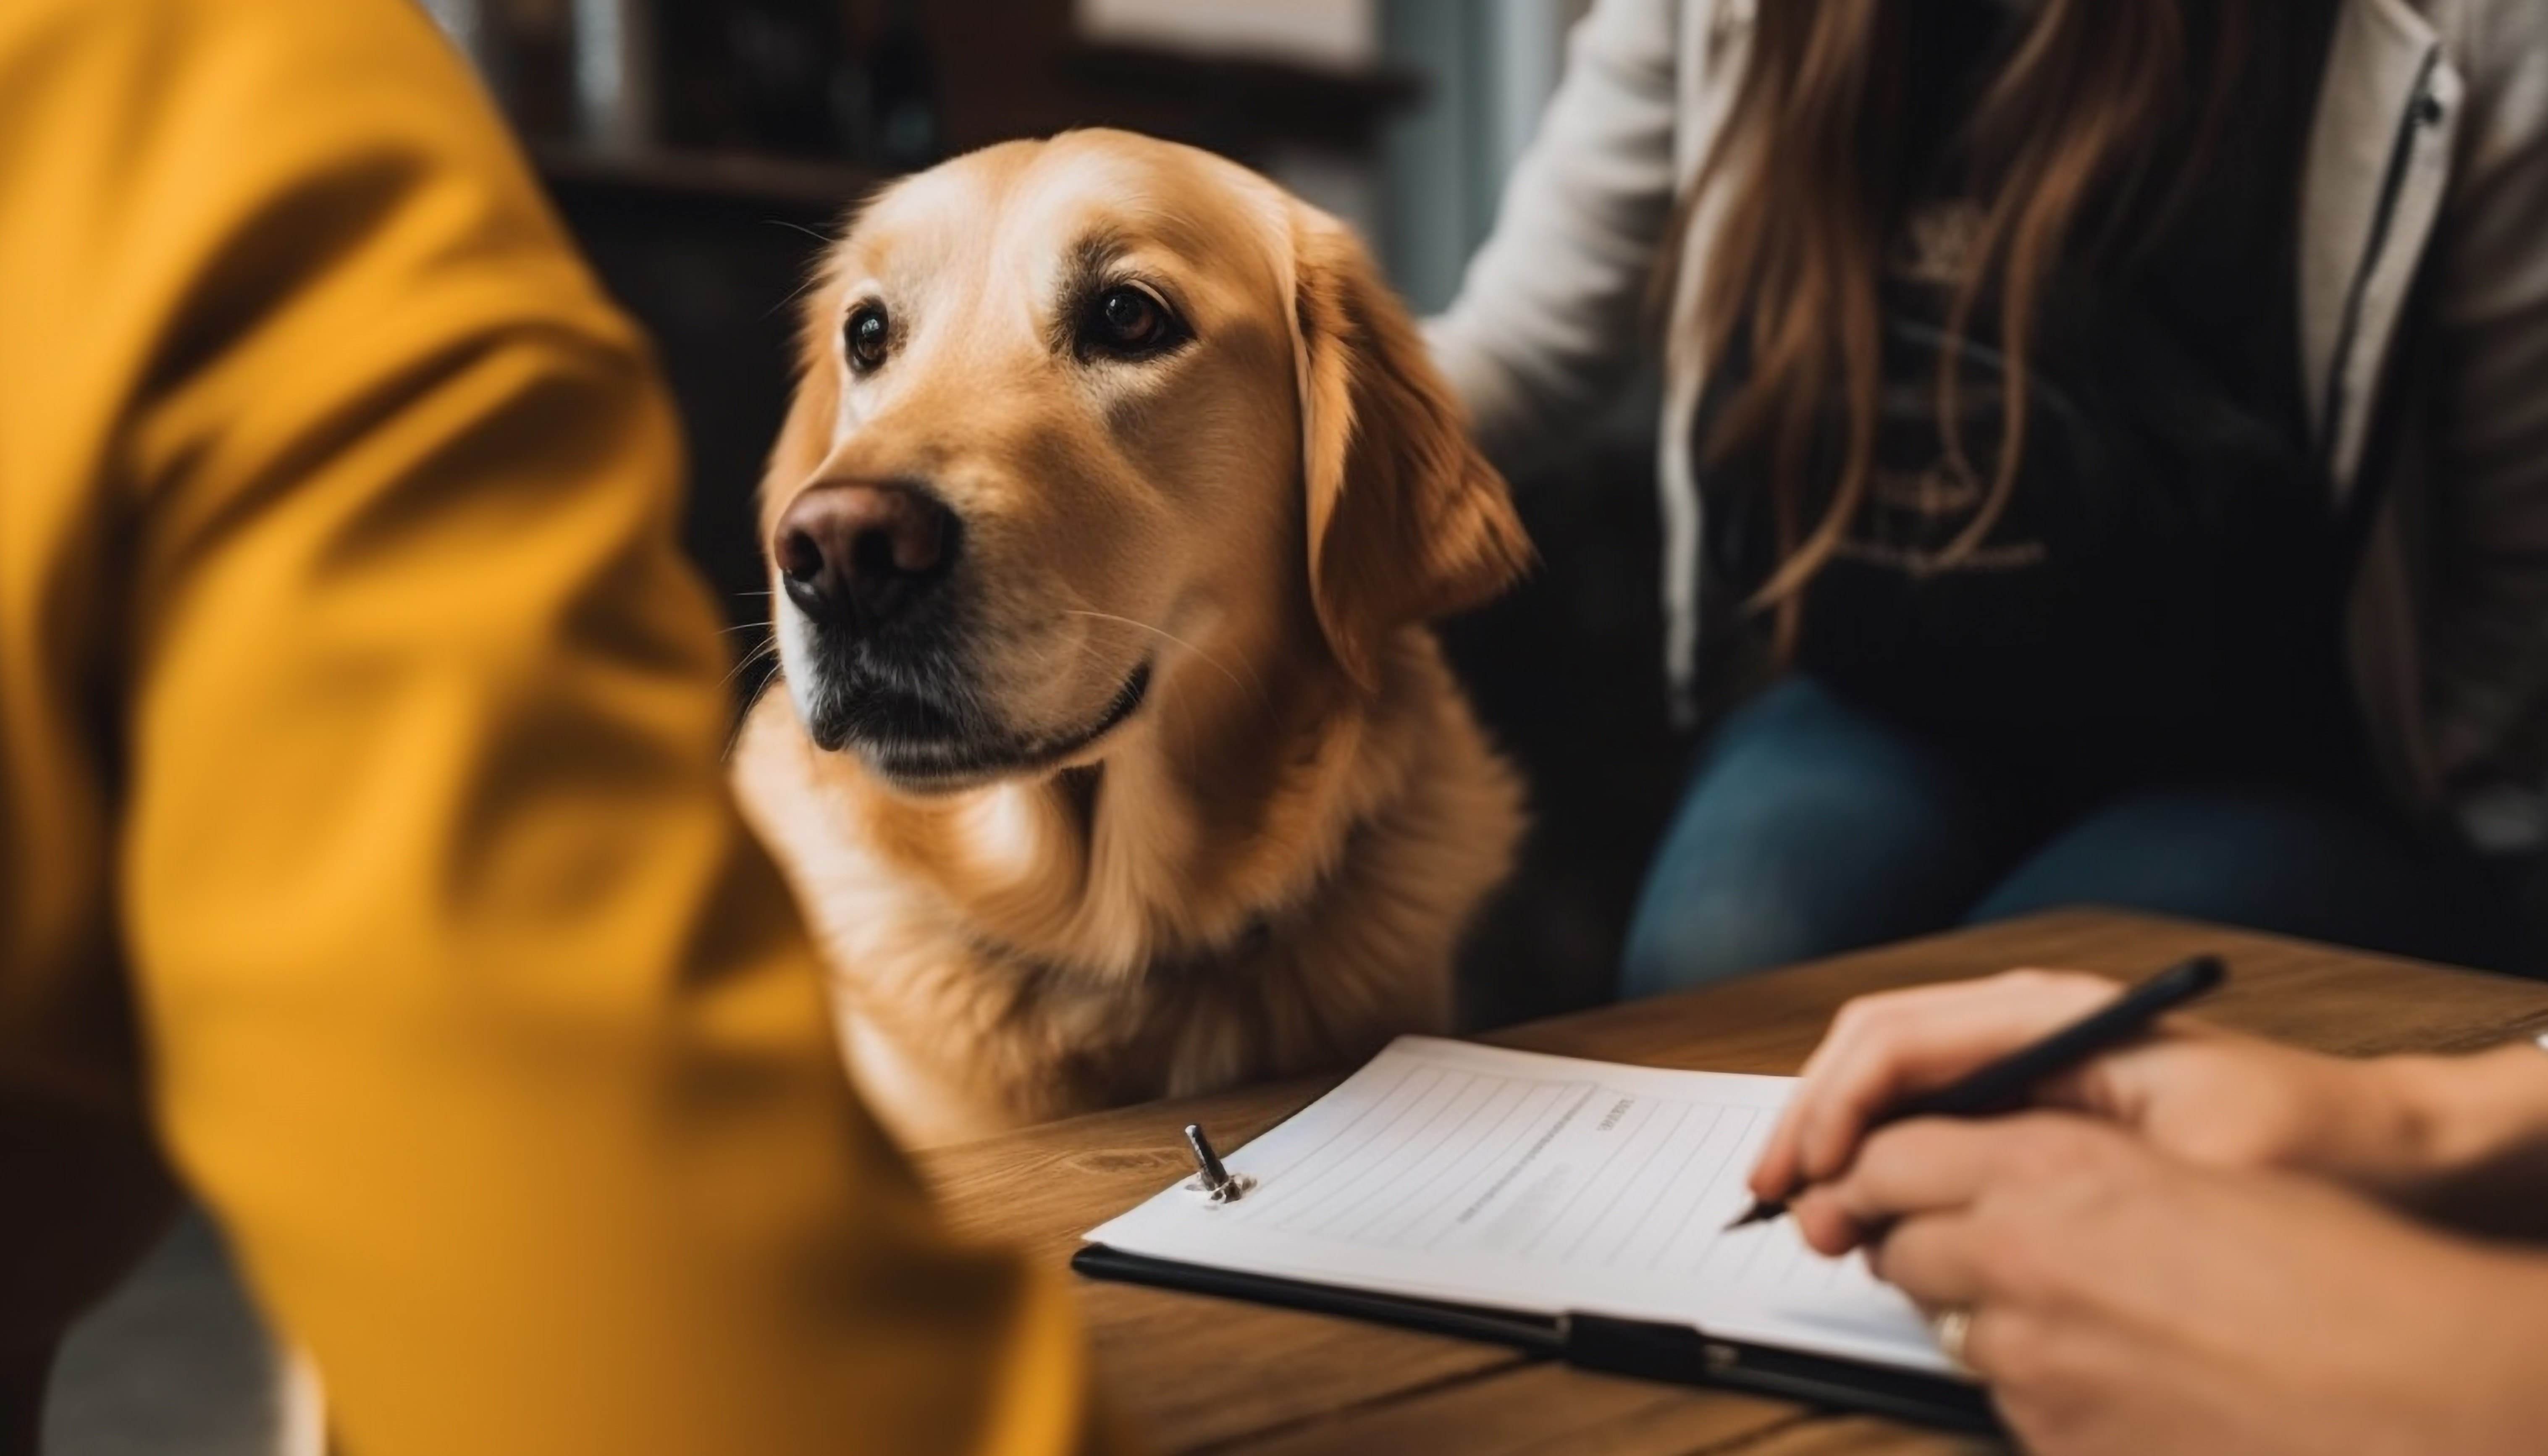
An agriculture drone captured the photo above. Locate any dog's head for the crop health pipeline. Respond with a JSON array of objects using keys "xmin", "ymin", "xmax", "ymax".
[{"xmin": 761, "ymin": 129, "xmax": 1528, "ymax": 793}]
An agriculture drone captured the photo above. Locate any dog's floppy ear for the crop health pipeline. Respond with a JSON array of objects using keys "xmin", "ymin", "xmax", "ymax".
[{"xmin": 1288, "ymin": 207, "xmax": 1530, "ymax": 693}]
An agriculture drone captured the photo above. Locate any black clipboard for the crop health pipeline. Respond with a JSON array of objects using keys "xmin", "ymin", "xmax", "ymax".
[{"xmin": 1072, "ymin": 1243, "xmax": 2002, "ymax": 1434}]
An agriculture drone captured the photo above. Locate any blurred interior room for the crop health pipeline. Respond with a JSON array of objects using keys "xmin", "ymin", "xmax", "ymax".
[
  {"xmin": 30, "ymin": 0, "xmax": 2548, "ymax": 1451},
  {"xmin": 40, "ymin": 5, "xmax": 1669, "ymax": 1451}
]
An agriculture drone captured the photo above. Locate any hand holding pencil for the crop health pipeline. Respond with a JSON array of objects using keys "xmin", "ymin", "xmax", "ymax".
[
  {"xmin": 1741, "ymin": 957, "xmax": 2548, "ymax": 1256},
  {"xmin": 1730, "ymin": 956, "xmax": 2225, "ymax": 1232}
]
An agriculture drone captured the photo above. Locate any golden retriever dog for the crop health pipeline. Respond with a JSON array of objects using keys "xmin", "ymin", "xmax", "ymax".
[{"xmin": 731, "ymin": 129, "xmax": 1530, "ymax": 1147}]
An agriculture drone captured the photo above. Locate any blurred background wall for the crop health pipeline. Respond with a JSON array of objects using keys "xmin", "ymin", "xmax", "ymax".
[
  {"xmin": 1380, "ymin": 0, "xmax": 1583, "ymax": 312},
  {"xmin": 424, "ymin": 0, "xmax": 1679, "ymax": 1031}
]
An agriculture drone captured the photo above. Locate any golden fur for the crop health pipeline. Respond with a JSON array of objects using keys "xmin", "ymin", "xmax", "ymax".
[{"xmin": 732, "ymin": 130, "xmax": 1530, "ymax": 1147}]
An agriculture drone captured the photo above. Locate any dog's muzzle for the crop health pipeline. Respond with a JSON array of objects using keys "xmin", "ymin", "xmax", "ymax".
[{"xmin": 774, "ymin": 480, "xmax": 959, "ymax": 637}]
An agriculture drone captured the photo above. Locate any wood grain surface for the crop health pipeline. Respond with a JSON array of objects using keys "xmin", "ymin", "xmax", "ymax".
[{"xmin": 916, "ymin": 910, "xmax": 2548, "ymax": 1454}]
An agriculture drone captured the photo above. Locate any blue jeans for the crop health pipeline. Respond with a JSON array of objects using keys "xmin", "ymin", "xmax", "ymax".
[{"xmin": 1620, "ymin": 675, "xmax": 2512, "ymax": 997}]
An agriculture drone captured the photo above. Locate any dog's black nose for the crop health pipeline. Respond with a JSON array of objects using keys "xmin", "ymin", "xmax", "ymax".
[{"xmin": 774, "ymin": 483, "xmax": 958, "ymax": 631}]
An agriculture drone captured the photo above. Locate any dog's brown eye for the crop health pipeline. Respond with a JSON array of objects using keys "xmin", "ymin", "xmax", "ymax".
[
  {"xmin": 1082, "ymin": 284, "xmax": 1181, "ymax": 358},
  {"xmin": 845, "ymin": 304, "xmax": 890, "ymax": 372}
]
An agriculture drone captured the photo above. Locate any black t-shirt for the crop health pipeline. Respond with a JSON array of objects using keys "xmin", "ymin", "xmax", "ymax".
[{"xmin": 1703, "ymin": 1, "xmax": 2352, "ymax": 794}]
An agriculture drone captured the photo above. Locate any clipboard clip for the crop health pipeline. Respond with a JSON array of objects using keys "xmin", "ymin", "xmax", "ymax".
[{"xmin": 1182, "ymin": 1123, "xmax": 1255, "ymax": 1204}]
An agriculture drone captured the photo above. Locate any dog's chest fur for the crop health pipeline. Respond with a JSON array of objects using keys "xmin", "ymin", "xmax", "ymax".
[{"xmin": 733, "ymin": 632, "xmax": 1522, "ymax": 1147}]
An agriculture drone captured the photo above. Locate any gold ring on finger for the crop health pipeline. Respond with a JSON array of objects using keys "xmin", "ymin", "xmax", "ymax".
[{"xmin": 1929, "ymin": 1306, "xmax": 1974, "ymax": 1372}]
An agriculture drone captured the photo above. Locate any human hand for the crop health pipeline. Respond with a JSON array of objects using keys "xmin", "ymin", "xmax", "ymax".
[
  {"xmin": 1749, "ymin": 969, "xmax": 2432, "ymax": 1234},
  {"xmin": 1816, "ymin": 1115, "xmax": 2548, "ymax": 1456}
]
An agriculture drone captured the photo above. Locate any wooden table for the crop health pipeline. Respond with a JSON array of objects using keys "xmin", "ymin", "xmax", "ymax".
[{"xmin": 917, "ymin": 910, "xmax": 2548, "ymax": 1454}]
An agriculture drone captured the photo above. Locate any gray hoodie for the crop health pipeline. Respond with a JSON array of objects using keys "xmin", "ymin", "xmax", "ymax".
[{"xmin": 1428, "ymin": 0, "xmax": 2548, "ymax": 858}]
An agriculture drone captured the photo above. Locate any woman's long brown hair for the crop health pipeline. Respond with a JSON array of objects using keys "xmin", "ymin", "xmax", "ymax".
[{"xmin": 1675, "ymin": 0, "xmax": 2253, "ymax": 655}]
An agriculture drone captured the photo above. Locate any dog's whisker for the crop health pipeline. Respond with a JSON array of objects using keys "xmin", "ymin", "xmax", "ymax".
[
  {"xmin": 722, "ymin": 643, "xmax": 777, "ymax": 684},
  {"xmin": 1059, "ymin": 609, "xmax": 1264, "ymax": 704},
  {"xmin": 761, "ymin": 255, "xmax": 838, "ymax": 319},
  {"xmin": 719, "ymin": 638, "xmax": 782, "ymax": 696}
]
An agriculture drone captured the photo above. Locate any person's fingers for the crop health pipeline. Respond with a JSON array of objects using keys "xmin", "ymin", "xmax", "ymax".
[
  {"xmin": 1785, "ymin": 1117, "xmax": 2010, "ymax": 1255},
  {"xmin": 1754, "ymin": 970, "xmax": 2123, "ymax": 1199},
  {"xmin": 1805, "ymin": 1206, "xmax": 2030, "ymax": 1382},
  {"xmin": 1751, "ymin": 1096, "xmax": 1817, "ymax": 1201},
  {"xmin": 1821, "ymin": 1114, "xmax": 2097, "ymax": 1230},
  {"xmin": 1751, "ymin": 1095, "xmax": 1813, "ymax": 1199},
  {"xmin": 1950, "ymin": 1304, "xmax": 2025, "ymax": 1382},
  {"xmin": 1863, "ymin": 1211, "xmax": 1994, "ymax": 1310},
  {"xmin": 1756, "ymin": 976, "xmax": 2057, "ymax": 1198},
  {"xmin": 1787, "ymin": 1184, "xmax": 1868, "ymax": 1256},
  {"xmin": 1755, "ymin": 984, "xmax": 1943, "ymax": 1194},
  {"xmin": 2040, "ymin": 1011, "xmax": 2239, "ymax": 1120},
  {"xmin": 1787, "ymin": 972, "xmax": 2121, "ymax": 1185}
]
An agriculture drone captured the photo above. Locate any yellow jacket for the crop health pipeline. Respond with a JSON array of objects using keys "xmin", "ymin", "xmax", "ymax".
[{"xmin": 0, "ymin": 1, "xmax": 1111, "ymax": 1451}]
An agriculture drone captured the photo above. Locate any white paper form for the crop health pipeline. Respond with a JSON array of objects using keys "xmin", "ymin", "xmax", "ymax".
[{"xmin": 1086, "ymin": 1036, "xmax": 1951, "ymax": 1374}]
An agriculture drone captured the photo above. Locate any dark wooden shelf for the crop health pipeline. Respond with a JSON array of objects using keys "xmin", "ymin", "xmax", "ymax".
[
  {"xmin": 531, "ymin": 141, "xmax": 882, "ymax": 213},
  {"xmin": 1062, "ymin": 42, "xmax": 1425, "ymax": 152}
]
